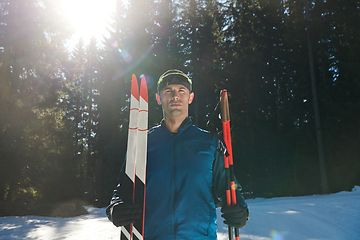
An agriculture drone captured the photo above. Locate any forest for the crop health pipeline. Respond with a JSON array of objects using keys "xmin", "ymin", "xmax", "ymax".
[{"xmin": 0, "ymin": 0, "xmax": 359, "ymax": 211}]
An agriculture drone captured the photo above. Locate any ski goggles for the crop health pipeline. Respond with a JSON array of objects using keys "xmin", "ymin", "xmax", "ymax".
[{"xmin": 157, "ymin": 70, "xmax": 192, "ymax": 93}]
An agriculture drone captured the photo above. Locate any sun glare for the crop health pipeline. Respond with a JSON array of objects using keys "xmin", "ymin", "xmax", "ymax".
[{"xmin": 61, "ymin": 0, "xmax": 116, "ymax": 42}]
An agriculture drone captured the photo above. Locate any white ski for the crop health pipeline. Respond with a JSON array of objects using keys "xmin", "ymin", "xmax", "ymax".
[{"xmin": 121, "ymin": 75, "xmax": 148, "ymax": 240}]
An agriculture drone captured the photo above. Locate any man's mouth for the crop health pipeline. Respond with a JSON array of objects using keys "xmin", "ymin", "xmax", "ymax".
[{"xmin": 170, "ymin": 102, "xmax": 181, "ymax": 106}]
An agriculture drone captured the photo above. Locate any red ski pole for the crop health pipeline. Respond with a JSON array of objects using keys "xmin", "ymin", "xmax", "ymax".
[{"xmin": 220, "ymin": 90, "xmax": 239, "ymax": 240}]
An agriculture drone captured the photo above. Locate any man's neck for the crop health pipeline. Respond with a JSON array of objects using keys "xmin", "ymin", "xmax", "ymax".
[{"xmin": 163, "ymin": 115, "xmax": 188, "ymax": 132}]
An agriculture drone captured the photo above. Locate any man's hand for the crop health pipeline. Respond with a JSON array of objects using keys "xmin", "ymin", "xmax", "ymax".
[
  {"xmin": 221, "ymin": 204, "xmax": 249, "ymax": 229},
  {"xmin": 110, "ymin": 202, "xmax": 142, "ymax": 227}
]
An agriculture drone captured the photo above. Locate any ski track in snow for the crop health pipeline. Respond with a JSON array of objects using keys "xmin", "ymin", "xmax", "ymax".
[{"xmin": 1, "ymin": 186, "xmax": 359, "ymax": 240}]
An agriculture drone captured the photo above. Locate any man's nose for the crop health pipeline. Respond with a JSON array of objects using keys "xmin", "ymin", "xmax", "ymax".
[{"xmin": 172, "ymin": 91, "xmax": 179, "ymax": 99}]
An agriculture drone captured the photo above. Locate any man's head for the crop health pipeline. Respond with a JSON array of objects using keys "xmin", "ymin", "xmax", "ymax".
[
  {"xmin": 156, "ymin": 70, "xmax": 194, "ymax": 119},
  {"xmin": 157, "ymin": 69, "xmax": 192, "ymax": 93}
]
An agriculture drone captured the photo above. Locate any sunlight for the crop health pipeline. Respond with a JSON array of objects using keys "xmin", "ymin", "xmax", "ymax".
[
  {"xmin": 267, "ymin": 210, "xmax": 300, "ymax": 214},
  {"xmin": 284, "ymin": 210, "xmax": 300, "ymax": 214},
  {"xmin": 61, "ymin": 0, "xmax": 116, "ymax": 41}
]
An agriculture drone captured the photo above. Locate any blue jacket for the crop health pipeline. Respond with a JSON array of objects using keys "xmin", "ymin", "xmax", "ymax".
[{"xmin": 107, "ymin": 117, "xmax": 247, "ymax": 240}]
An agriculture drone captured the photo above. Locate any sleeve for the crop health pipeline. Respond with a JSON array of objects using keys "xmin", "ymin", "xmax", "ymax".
[
  {"xmin": 105, "ymin": 161, "xmax": 132, "ymax": 220},
  {"xmin": 212, "ymin": 140, "xmax": 248, "ymax": 208}
]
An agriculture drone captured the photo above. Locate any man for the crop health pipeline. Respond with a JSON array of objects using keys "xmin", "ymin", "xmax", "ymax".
[{"xmin": 106, "ymin": 69, "xmax": 249, "ymax": 239}]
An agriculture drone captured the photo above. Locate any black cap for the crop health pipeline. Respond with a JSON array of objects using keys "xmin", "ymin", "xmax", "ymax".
[{"xmin": 157, "ymin": 69, "xmax": 192, "ymax": 93}]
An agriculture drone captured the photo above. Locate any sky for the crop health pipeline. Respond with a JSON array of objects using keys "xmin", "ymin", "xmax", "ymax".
[
  {"xmin": 61, "ymin": 0, "xmax": 117, "ymax": 50},
  {"xmin": 1, "ymin": 186, "xmax": 359, "ymax": 240}
]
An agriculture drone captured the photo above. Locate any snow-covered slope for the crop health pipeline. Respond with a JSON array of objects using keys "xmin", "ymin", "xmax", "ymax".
[
  {"xmin": 217, "ymin": 186, "xmax": 360, "ymax": 240},
  {"xmin": 1, "ymin": 186, "xmax": 359, "ymax": 240}
]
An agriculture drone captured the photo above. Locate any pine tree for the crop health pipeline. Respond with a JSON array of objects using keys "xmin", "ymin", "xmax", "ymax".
[{"xmin": 0, "ymin": 0, "xmax": 71, "ymax": 201}]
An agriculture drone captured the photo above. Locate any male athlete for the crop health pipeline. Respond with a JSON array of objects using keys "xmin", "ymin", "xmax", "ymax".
[{"xmin": 106, "ymin": 69, "xmax": 249, "ymax": 239}]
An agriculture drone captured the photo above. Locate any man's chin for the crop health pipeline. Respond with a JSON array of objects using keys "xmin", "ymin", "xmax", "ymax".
[{"xmin": 167, "ymin": 109, "xmax": 186, "ymax": 117}]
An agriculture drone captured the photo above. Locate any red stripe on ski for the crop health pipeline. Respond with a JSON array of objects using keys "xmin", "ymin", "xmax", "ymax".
[{"xmin": 139, "ymin": 76, "xmax": 148, "ymax": 240}]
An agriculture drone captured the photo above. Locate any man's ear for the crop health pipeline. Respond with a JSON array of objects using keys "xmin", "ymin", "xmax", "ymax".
[
  {"xmin": 156, "ymin": 93, "xmax": 162, "ymax": 105},
  {"xmin": 188, "ymin": 92, "xmax": 194, "ymax": 104}
]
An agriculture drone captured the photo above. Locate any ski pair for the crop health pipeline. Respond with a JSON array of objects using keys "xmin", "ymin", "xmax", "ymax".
[
  {"xmin": 220, "ymin": 90, "xmax": 240, "ymax": 240},
  {"xmin": 121, "ymin": 75, "xmax": 148, "ymax": 240}
]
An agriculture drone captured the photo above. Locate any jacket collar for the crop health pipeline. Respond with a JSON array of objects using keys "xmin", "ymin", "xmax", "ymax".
[{"xmin": 160, "ymin": 116, "xmax": 193, "ymax": 135}]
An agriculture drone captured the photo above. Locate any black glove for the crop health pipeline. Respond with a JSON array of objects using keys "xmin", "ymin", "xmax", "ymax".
[
  {"xmin": 110, "ymin": 202, "xmax": 142, "ymax": 227},
  {"xmin": 221, "ymin": 204, "xmax": 249, "ymax": 229}
]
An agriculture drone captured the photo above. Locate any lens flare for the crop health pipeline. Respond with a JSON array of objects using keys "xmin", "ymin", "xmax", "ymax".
[
  {"xmin": 109, "ymin": 40, "xmax": 133, "ymax": 63},
  {"xmin": 110, "ymin": 40, "xmax": 118, "ymax": 48},
  {"xmin": 120, "ymin": 50, "xmax": 132, "ymax": 62},
  {"xmin": 109, "ymin": 43, "xmax": 154, "ymax": 81},
  {"xmin": 270, "ymin": 230, "xmax": 287, "ymax": 240}
]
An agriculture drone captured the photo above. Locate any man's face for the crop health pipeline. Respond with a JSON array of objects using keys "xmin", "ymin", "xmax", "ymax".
[{"xmin": 156, "ymin": 84, "xmax": 194, "ymax": 118}]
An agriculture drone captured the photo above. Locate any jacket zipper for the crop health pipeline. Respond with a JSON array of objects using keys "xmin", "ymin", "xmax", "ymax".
[{"xmin": 173, "ymin": 133, "xmax": 177, "ymax": 240}]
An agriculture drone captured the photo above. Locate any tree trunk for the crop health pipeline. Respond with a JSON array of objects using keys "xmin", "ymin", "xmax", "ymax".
[{"xmin": 305, "ymin": 1, "xmax": 329, "ymax": 194}]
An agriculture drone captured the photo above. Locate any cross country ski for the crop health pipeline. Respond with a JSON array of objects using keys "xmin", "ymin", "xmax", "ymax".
[{"xmin": 121, "ymin": 74, "xmax": 148, "ymax": 240}]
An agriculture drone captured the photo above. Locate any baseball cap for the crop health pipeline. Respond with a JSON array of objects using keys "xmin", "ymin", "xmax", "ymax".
[{"xmin": 157, "ymin": 69, "xmax": 192, "ymax": 93}]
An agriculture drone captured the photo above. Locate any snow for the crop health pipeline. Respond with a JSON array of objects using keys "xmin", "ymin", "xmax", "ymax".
[{"xmin": 1, "ymin": 186, "xmax": 359, "ymax": 240}]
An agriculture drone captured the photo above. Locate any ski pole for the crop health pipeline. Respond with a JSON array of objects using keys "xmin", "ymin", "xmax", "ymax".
[{"xmin": 220, "ymin": 90, "xmax": 240, "ymax": 240}]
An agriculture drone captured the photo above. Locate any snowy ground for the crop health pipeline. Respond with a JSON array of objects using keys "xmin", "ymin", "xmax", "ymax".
[{"xmin": 1, "ymin": 186, "xmax": 359, "ymax": 240}]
